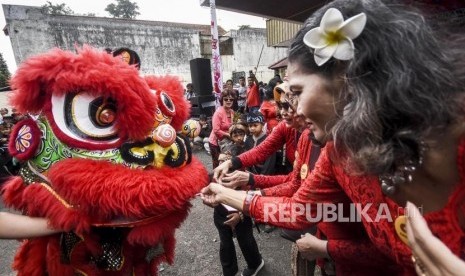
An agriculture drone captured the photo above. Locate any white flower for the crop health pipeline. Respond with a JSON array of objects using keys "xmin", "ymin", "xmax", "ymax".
[{"xmin": 303, "ymin": 8, "xmax": 367, "ymax": 66}]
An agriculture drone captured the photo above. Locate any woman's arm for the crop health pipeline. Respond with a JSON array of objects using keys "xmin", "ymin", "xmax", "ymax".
[
  {"xmin": 261, "ymin": 176, "xmax": 301, "ymax": 197},
  {"xmin": 220, "ymin": 170, "xmax": 291, "ymax": 190},
  {"xmin": 213, "ymin": 122, "xmax": 290, "ymax": 181},
  {"xmin": 0, "ymin": 212, "xmax": 59, "ymax": 239},
  {"xmin": 235, "ymin": 122, "xmax": 288, "ymax": 168},
  {"xmin": 203, "ymin": 146, "xmax": 344, "ymax": 230}
]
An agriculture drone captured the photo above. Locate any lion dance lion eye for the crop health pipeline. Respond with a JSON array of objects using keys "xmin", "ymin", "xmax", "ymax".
[
  {"xmin": 51, "ymin": 92, "xmax": 120, "ymax": 145},
  {"xmin": 95, "ymin": 104, "xmax": 116, "ymax": 126},
  {"xmin": 157, "ymin": 91, "xmax": 176, "ymax": 117}
]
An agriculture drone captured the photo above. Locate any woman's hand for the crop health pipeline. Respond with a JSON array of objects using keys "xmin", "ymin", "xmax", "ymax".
[
  {"xmin": 221, "ymin": 170, "xmax": 250, "ymax": 189},
  {"xmin": 200, "ymin": 183, "xmax": 248, "ymax": 211},
  {"xmin": 213, "ymin": 160, "xmax": 233, "ymax": 182},
  {"xmin": 406, "ymin": 201, "xmax": 465, "ymax": 276},
  {"xmin": 224, "ymin": 212, "xmax": 241, "ymax": 229},
  {"xmin": 296, "ymin": 233, "xmax": 329, "ymax": 261},
  {"xmin": 200, "ymin": 183, "xmax": 226, "ymax": 206}
]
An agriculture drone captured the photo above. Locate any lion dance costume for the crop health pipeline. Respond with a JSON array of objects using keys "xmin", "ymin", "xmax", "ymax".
[{"xmin": 1, "ymin": 46, "xmax": 208, "ymax": 275}]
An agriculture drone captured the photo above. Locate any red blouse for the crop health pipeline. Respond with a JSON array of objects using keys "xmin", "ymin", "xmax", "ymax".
[
  {"xmin": 250, "ymin": 140, "xmax": 465, "ymax": 274},
  {"xmin": 257, "ymin": 129, "xmax": 312, "ymax": 197},
  {"xmin": 249, "ymin": 142, "xmax": 403, "ymax": 275},
  {"xmin": 233, "ymin": 121, "xmax": 298, "ymax": 169},
  {"xmin": 249, "ymin": 134, "xmax": 398, "ymax": 275}
]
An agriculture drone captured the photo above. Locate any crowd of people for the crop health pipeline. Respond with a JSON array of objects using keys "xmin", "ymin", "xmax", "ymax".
[
  {"xmin": 0, "ymin": 108, "xmax": 24, "ymax": 183},
  {"xmin": 200, "ymin": 0, "xmax": 465, "ymax": 275},
  {"xmin": 2, "ymin": 0, "xmax": 465, "ymax": 275}
]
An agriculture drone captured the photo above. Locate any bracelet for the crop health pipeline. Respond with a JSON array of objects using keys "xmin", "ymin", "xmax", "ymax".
[{"xmin": 242, "ymin": 191, "xmax": 256, "ymax": 216}]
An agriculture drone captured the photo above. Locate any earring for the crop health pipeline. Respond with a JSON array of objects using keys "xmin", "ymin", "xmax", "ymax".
[{"xmin": 379, "ymin": 141, "xmax": 426, "ymax": 195}]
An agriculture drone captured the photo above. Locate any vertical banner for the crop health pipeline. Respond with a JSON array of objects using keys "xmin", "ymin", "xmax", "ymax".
[{"xmin": 210, "ymin": 0, "xmax": 223, "ymax": 107}]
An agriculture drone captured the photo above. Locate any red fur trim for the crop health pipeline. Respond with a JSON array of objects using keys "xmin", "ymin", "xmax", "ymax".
[
  {"xmin": 47, "ymin": 158, "xmax": 208, "ymax": 221},
  {"xmin": 10, "ymin": 46, "xmax": 156, "ymax": 141},
  {"xmin": 145, "ymin": 75, "xmax": 191, "ymax": 131},
  {"xmin": 1, "ymin": 177, "xmax": 28, "ymax": 209},
  {"xmin": 148, "ymin": 232, "xmax": 177, "ymax": 275},
  {"xmin": 149, "ymin": 253, "xmax": 164, "ymax": 276},
  {"xmin": 126, "ymin": 207, "xmax": 189, "ymax": 246},
  {"xmin": 45, "ymin": 238, "xmax": 75, "ymax": 276},
  {"xmin": 13, "ymin": 238, "xmax": 49, "ymax": 276},
  {"xmin": 8, "ymin": 118, "xmax": 42, "ymax": 160},
  {"xmin": 20, "ymin": 184, "xmax": 91, "ymax": 233},
  {"xmin": 162, "ymin": 232, "xmax": 177, "ymax": 265}
]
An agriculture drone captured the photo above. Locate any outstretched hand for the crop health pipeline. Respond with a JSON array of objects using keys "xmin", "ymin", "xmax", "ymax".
[
  {"xmin": 406, "ymin": 201, "xmax": 465, "ymax": 276},
  {"xmin": 221, "ymin": 170, "xmax": 250, "ymax": 189},
  {"xmin": 213, "ymin": 160, "xmax": 232, "ymax": 182},
  {"xmin": 200, "ymin": 183, "xmax": 226, "ymax": 206},
  {"xmin": 200, "ymin": 183, "xmax": 248, "ymax": 211}
]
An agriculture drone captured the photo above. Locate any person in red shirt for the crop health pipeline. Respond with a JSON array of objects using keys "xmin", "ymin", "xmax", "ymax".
[
  {"xmin": 202, "ymin": 0, "xmax": 465, "ymax": 274},
  {"xmin": 260, "ymin": 80, "xmax": 281, "ymax": 135},
  {"xmin": 246, "ymin": 72, "xmax": 260, "ymax": 113},
  {"xmin": 215, "ymin": 81, "xmax": 306, "ymax": 177}
]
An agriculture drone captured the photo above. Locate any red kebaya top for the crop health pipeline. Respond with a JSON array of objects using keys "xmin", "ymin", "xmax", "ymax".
[
  {"xmin": 249, "ymin": 132, "xmax": 399, "ymax": 275},
  {"xmin": 250, "ymin": 139, "xmax": 465, "ymax": 274},
  {"xmin": 232, "ymin": 121, "xmax": 299, "ymax": 170}
]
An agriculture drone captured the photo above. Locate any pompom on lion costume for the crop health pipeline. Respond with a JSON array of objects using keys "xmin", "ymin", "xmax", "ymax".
[{"xmin": 1, "ymin": 46, "xmax": 208, "ymax": 275}]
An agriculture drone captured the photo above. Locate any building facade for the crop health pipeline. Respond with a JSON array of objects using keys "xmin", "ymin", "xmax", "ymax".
[{"xmin": 2, "ymin": 4, "xmax": 288, "ymax": 85}]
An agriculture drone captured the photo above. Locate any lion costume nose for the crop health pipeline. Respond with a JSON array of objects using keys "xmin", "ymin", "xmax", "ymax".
[{"xmin": 151, "ymin": 124, "xmax": 176, "ymax": 147}]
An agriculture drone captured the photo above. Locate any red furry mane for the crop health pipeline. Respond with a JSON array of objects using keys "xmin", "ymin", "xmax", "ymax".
[
  {"xmin": 144, "ymin": 75, "xmax": 191, "ymax": 131},
  {"xmin": 10, "ymin": 46, "xmax": 156, "ymax": 141}
]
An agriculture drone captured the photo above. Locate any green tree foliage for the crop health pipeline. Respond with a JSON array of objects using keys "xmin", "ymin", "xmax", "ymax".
[
  {"xmin": 0, "ymin": 53, "xmax": 11, "ymax": 88},
  {"xmin": 105, "ymin": 0, "xmax": 140, "ymax": 19},
  {"xmin": 40, "ymin": 1, "xmax": 74, "ymax": 15}
]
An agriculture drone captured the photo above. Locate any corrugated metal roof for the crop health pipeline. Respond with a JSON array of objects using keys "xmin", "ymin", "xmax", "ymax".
[{"xmin": 268, "ymin": 57, "xmax": 287, "ymax": 69}]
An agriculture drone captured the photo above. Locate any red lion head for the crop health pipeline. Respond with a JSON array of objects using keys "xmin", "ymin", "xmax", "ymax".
[{"xmin": 2, "ymin": 46, "xmax": 208, "ymax": 275}]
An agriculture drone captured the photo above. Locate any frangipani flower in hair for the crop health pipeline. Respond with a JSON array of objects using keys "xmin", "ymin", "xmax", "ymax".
[{"xmin": 303, "ymin": 8, "xmax": 367, "ymax": 66}]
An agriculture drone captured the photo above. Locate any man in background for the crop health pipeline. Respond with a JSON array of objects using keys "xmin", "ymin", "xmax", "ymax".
[
  {"xmin": 246, "ymin": 71, "xmax": 260, "ymax": 113},
  {"xmin": 237, "ymin": 76, "xmax": 247, "ymax": 114},
  {"xmin": 184, "ymin": 83, "xmax": 196, "ymax": 100}
]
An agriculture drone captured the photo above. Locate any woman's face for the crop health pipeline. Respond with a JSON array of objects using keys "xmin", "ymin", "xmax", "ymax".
[
  {"xmin": 222, "ymin": 95, "xmax": 234, "ymax": 109},
  {"xmin": 288, "ymin": 62, "xmax": 341, "ymax": 143},
  {"xmin": 278, "ymin": 86, "xmax": 306, "ymax": 130}
]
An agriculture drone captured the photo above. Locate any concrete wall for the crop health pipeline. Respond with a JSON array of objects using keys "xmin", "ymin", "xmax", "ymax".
[
  {"xmin": 3, "ymin": 5, "xmax": 288, "ymax": 86},
  {"xmin": 0, "ymin": 92, "xmax": 11, "ymax": 110},
  {"xmin": 227, "ymin": 28, "xmax": 287, "ymax": 82}
]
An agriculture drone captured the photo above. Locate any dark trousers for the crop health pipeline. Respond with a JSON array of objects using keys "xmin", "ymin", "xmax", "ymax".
[
  {"xmin": 214, "ymin": 206, "xmax": 262, "ymax": 276},
  {"xmin": 209, "ymin": 143, "xmax": 221, "ymax": 169}
]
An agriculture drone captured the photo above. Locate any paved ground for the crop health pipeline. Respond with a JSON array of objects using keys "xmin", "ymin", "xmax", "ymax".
[{"xmin": 0, "ymin": 149, "xmax": 292, "ymax": 276}]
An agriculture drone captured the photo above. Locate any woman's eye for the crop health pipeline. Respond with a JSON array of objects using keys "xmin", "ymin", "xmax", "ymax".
[{"xmin": 290, "ymin": 89, "xmax": 301, "ymax": 96}]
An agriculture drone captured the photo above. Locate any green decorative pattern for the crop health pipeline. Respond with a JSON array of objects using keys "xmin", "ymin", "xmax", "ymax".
[{"xmin": 31, "ymin": 119, "xmax": 143, "ymax": 173}]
